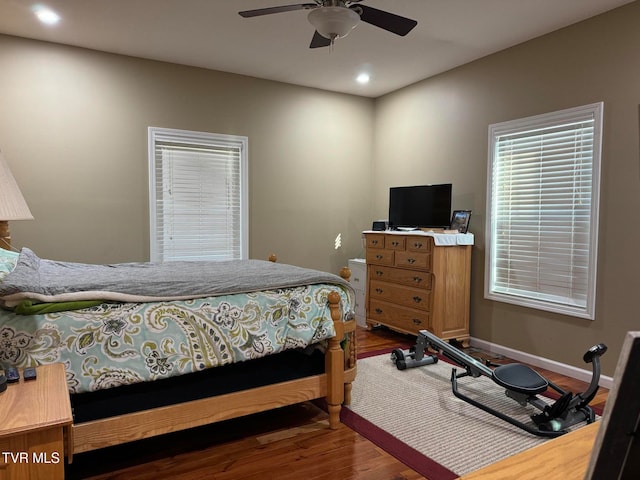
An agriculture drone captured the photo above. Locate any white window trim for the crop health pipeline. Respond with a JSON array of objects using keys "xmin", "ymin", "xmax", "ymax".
[
  {"xmin": 484, "ymin": 103, "xmax": 603, "ymax": 320},
  {"xmin": 148, "ymin": 126, "xmax": 249, "ymax": 262}
]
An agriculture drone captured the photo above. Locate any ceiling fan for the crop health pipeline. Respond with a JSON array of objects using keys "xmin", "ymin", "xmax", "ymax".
[{"xmin": 239, "ymin": 0, "xmax": 418, "ymax": 48}]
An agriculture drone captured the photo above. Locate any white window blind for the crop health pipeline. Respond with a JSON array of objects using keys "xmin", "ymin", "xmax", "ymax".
[
  {"xmin": 148, "ymin": 127, "xmax": 248, "ymax": 262},
  {"xmin": 485, "ymin": 103, "xmax": 603, "ymax": 319}
]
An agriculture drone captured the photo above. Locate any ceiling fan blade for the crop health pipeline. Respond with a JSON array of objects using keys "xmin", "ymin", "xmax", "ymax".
[
  {"xmin": 310, "ymin": 30, "xmax": 331, "ymax": 49},
  {"xmin": 357, "ymin": 5, "xmax": 417, "ymax": 36},
  {"xmin": 239, "ymin": 3, "xmax": 317, "ymax": 18}
]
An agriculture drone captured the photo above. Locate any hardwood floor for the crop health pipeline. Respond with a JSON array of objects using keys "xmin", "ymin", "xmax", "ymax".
[{"xmin": 66, "ymin": 326, "xmax": 608, "ymax": 480}]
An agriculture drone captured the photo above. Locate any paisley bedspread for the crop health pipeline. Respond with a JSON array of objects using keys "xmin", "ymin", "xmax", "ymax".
[{"xmin": 0, "ymin": 283, "xmax": 351, "ymax": 394}]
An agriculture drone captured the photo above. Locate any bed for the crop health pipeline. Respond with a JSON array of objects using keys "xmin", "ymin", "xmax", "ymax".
[{"xmin": 0, "ymin": 247, "xmax": 357, "ymax": 461}]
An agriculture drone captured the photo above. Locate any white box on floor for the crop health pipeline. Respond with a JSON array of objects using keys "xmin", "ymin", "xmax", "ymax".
[{"xmin": 348, "ymin": 258, "xmax": 366, "ymax": 328}]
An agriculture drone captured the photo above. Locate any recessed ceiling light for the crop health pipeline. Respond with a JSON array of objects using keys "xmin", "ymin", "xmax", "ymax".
[
  {"xmin": 356, "ymin": 73, "xmax": 370, "ymax": 84},
  {"xmin": 32, "ymin": 5, "xmax": 61, "ymax": 25}
]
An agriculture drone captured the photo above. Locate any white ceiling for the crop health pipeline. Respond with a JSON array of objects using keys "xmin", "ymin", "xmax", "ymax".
[{"xmin": 0, "ymin": 0, "xmax": 634, "ymax": 97}]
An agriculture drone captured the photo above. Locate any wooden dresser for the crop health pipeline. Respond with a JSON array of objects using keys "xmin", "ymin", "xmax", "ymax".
[{"xmin": 364, "ymin": 231, "xmax": 472, "ymax": 343}]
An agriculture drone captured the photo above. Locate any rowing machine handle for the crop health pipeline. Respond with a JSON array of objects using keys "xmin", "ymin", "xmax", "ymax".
[{"xmin": 583, "ymin": 343, "xmax": 607, "ymax": 363}]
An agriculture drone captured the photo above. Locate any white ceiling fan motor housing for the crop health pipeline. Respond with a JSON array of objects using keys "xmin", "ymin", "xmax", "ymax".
[{"xmin": 308, "ymin": 6, "xmax": 360, "ymax": 40}]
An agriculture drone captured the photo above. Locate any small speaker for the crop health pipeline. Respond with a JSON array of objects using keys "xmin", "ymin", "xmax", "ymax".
[{"xmin": 372, "ymin": 221, "xmax": 387, "ymax": 231}]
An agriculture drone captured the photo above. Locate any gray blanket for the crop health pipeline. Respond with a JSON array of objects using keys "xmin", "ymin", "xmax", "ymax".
[{"xmin": 0, "ymin": 248, "xmax": 354, "ymax": 306}]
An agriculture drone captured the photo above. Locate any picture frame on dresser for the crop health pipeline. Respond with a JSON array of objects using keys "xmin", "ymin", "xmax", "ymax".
[{"xmin": 450, "ymin": 210, "xmax": 472, "ymax": 233}]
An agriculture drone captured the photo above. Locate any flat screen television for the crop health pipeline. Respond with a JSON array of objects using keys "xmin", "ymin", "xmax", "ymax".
[{"xmin": 388, "ymin": 184, "xmax": 452, "ymax": 229}]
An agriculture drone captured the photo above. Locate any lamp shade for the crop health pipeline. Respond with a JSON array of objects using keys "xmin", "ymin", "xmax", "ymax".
[
  {"xmin": 308, "ymin": 6, "xmax": 359, "ymax": 40},
  {"xmin": 0, "ymin": 150, "xmax": 33, "ymax": 221}
]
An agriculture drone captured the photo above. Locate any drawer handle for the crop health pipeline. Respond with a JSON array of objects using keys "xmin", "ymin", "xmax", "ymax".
[
  {"xmin": 413, "ymin": 276, "xmax": 422, "ymax": 283},
  {"xmin": 371, "ymin": 240, "xmax": 379, "ymax": 245},
  {"xmin": 413, "ymin": 296, "xmax": 422, "ymax": 304},
  {"xmin": 375, "ymin": 308, "xmax": 383, "ymax": 314},
  {"xmin": 375, "ymin": 270, "xmax": 384, "ymax": 276},
  {"xmin": 407, "ymin": 258, "xmax": 416, "ymax": 264},
  {"xmin": 375, "ymin": 288, "xmax": 384, "ymax": 294},
  {"xmin": 412, "ymin": 318, "xmax": 422, "ymax": 325},
  {"xmin": 391, "ymin": 241, "xmax": 400, "ymax": 246},
  {"xmin": 413, "ymin": 242, "xmax": 423, "ymax": 248},
  {"xmin": 376, "ymin": 254, "xmax": 383, "ymax": 260}
]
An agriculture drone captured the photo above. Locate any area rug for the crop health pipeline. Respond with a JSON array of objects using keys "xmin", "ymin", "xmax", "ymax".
[{"xmin": 341, "ymin": 350, "xmax": 599, "ymax": 479}]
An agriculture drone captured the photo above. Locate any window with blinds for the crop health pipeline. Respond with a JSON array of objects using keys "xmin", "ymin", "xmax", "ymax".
[
  {"xmin": 485, "ymin": 103, "xmax": 603, "ymax": 319},
  {"xmin": 148, "ymin": 127, "xmax": 248, "ymax": 262}
]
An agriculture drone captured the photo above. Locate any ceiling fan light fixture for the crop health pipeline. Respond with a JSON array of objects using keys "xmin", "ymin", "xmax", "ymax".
[{"xmin": 308, "ymin": 7, "xmax": 360, "ymax": 41}]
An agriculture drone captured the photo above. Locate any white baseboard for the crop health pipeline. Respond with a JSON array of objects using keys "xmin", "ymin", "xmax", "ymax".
[{"xmin": 469, "ymin": 337, "xmax": 613, "ymax": 390}]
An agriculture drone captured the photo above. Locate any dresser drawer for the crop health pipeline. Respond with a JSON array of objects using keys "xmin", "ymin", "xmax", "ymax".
[
  {"xmin": 386, "ymin": 236, "xmax": 406, "ymax": 250},
  {"xmin": 368, "ymin": 265, "xmax": 432, "ymax": 289},
  {"xmin": 369, "ymin": 280, "xmax": 431, "ymax": 312},
  {"xmin": 365, "ymin": 234, "xmax": 386, "ymax": 249},
  {"xmin": 366, "ymin": 249, "xmax": 394, "ymax": 266},
  {"xmin": 394, "ymin": 250, "xmax": 431, "ymax": 270},
  {"xmin": 406, "ymin": 235, "xmax": 433, "ymax": 252},
  {"xmin": 368, "ymin": 299, "xmax": 431, "ymax": 332}
]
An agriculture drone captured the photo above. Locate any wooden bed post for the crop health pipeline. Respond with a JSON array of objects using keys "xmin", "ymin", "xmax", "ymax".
[
  {"xmin": 338, "ymin": 266, "xmax": 356, "ymax": 405},
  {"xmin": 326, "ymin": 275, "xmax": 357, "ymax": 428},
  {"xmin": 326, "ymin": 291, "xmax": 344, "ymax": 429}
]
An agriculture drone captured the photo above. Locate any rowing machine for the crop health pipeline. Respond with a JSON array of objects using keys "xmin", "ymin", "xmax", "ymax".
[{"xmin": 392, "ymin": 329, "xmax": 607, "ymax": 438}]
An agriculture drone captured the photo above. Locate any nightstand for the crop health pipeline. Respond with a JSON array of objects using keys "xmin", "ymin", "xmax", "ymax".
[{"xmin": 0, "ymin": 364, "xmax": 72, "ymax": 479}]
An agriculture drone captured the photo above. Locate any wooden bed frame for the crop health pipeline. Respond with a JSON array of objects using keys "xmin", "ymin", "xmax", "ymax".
[{"xmin": 66, "ymin": 265, "xmax": 356, "ymax": 461}]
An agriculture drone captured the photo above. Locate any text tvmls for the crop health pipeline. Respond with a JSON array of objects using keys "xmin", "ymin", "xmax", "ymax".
[{"xmin": 1, "ymin": 451, "xmax": 61, "ymax": 464}]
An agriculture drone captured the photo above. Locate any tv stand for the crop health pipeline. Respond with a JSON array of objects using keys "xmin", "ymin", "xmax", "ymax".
[{"xmin": 363, "ymin": 230, "xmax": 472, "ymax": 344}]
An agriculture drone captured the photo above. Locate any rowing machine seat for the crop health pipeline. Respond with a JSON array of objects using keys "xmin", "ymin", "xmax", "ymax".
[{"xmin": 492, "ymin": 363, "xmax": 548, "ymax": 395}]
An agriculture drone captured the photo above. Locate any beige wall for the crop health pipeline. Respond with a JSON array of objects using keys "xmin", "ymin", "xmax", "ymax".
[
  {"xmin": 373, "ymin": 1, "xmax": 640, "ymax": 375},
  {"xmin": 0, "ymin": 34, "xmax": 374, "ymax": 273}
]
